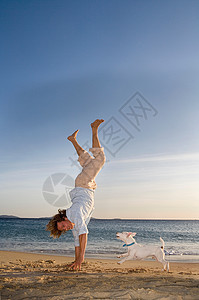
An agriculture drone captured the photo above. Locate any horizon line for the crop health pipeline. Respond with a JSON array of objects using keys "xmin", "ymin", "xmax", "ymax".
[{"xmin": 0, "ymin": 215, "xmax": 198, "ymax": 221}]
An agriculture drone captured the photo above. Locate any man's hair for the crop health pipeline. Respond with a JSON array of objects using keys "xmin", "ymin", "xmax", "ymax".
[{"xmin": 46, "ymin": 209, "xmax": 67, "ymax": 238}]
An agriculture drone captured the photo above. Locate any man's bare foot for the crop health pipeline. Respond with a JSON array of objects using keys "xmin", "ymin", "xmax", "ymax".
[
  {"xmin": 91, "ymin": 119, "xmax": 104, "ymax": 128},
  {"xmin": 67, "ymin": 129, "xmax": 79, "ymax": 141}
]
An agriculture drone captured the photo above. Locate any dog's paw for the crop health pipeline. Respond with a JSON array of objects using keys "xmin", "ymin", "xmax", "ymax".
[
  {"xmin": 117, "ymin": 261, "xmax": 122, "ymax": 265},
  {"xmin": 117, "ymin": 255, "xmax": 121, "ymax": 258}
]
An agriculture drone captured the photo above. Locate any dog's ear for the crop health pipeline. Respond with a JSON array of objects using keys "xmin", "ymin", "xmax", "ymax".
[
  {"xmin": 127, "ymin": 232, "xmax": 136, "ymax": 237},
  {"xmin": 127, "ymin": 232, "xmax": 133, "ymax": 237}
]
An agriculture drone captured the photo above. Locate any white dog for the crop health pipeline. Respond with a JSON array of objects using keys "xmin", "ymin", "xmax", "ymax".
[{"xmin": 116, "ymin": 232, "xmax": 170, "ymax": 272}]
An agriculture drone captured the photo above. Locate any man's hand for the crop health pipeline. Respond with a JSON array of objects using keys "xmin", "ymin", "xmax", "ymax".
[{"xmin": 69, "ymin": 257, "xmax": 84, "ymax": 271}]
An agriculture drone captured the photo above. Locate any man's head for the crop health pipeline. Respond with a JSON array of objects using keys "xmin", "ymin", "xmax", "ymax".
[
  {"xmin": 57, "ymin": 217, "xmax": 74, "ymax": 231},
  {"xmin": 46, "ymin": 209, "xmax": 74, "ymax": 238}
]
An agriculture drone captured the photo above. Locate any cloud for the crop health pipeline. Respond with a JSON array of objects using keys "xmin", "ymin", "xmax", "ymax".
[{"xmin": 109, "ymin": 152, "xmax": 199, "ymax": 165}]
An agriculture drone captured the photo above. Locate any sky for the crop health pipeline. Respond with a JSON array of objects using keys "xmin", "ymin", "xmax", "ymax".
[{"xmin": 1, "ymin": 0, "xmax": 199, "ymax": 219}]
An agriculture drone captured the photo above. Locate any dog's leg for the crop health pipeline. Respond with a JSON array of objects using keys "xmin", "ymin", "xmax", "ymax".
[
  {"xmin": 117, "ymin": 256, "xmax": 131, "ymax": 264},
  {"xmin": 156, "ymin": 256, "xmax": 169, "ymax": 272},
  {"xmin": 163, "ymin": 262, "xmax": 166, "ymax": 271},
  {"xmin": 167, "ymin": 262, "xmax": 170, "ymax": 272},
  {"xmin": 117, "ymin": 253, "xmax": 128, "ymax": 259},
  {"xmin": 155, "ymin": 249, "xmax": 170, "ymax": 272}
]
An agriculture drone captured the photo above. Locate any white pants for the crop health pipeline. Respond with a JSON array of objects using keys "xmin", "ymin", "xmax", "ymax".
[{"xmin": 75, "ymin": 147, "xmax": 106, "ymax": 190}]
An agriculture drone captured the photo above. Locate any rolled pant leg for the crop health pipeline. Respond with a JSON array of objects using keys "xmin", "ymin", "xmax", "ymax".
[
  {"xmin": 77, "ymin": 150, "xmax": 93, "ymax": 167},
  {"xmin": 75, "ymin": 147, "xmax": 106, "ymax": 190}
]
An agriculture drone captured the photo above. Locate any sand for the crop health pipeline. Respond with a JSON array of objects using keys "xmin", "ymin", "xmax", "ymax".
[{"xmin": 0, "ymin": 251, "xmax": 199, "ymax": 299}]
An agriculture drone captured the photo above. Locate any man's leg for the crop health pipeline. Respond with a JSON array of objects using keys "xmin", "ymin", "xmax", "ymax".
[
  {"xmin": 67, "ymin": 130, "xmax": 84, "ymax": 156},
  {"xmin": 91, "ymin": 119, "xmax": 104, "ymax": 148},
  {"xmin": 68, "ymin": 120, "xmax": 105, "ymax": 189}
]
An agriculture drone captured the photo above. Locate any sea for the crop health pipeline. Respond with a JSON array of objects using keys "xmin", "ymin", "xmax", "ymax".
[{"xmin": 0, "ymin": 218, "xmax": 198, "ymax": 262}]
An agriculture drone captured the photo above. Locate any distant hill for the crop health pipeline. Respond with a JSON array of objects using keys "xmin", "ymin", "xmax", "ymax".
[
  {"xmin": 0, "ymin": 215, "xmax": 20, "ymax": 219},
  {"xmin": 0, "ymin": 215, "xmax": 51, "ymax": 219}
]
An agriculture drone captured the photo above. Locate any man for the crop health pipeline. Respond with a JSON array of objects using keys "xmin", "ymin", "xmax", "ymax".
[{"xmin": 46, "ymin": 119, "xmax": 105, "ymax": 270}]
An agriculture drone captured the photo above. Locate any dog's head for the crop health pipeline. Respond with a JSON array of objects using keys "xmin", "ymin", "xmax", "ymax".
[{"xmin": 116, "ymin": 232, "xmax": 136, "ymax": 243}]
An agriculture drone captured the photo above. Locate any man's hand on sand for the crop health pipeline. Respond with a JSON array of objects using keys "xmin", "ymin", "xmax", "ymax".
[{"xmin": 69, "ymin": 258, "xmax": 83, "ymax": 271}]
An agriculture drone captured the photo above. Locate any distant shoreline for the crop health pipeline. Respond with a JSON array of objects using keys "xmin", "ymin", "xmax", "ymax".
[{"xmin": 0, "ymin": 215, "xmax": 199, "ymax": 220}]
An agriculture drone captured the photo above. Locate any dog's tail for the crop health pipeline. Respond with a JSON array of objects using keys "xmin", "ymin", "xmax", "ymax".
[{"xmin": 160, "ymin": 237, "xmax": 165, "ymax": 249}]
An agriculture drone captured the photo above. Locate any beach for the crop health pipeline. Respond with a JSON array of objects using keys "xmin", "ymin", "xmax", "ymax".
[{"xmin": 0, "ymin": 251, "xmax": 199, "ymax": 299}]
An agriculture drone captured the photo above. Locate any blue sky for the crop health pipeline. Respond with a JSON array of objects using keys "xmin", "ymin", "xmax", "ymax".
[{"xmin": 1, "ymin": 0, "xmax": 199, "ymax": 218}]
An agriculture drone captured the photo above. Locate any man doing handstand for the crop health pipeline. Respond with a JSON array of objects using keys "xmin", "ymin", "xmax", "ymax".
[{"xmin": 46, "ymin": 119, "xmax": 105, "ymax": 270}]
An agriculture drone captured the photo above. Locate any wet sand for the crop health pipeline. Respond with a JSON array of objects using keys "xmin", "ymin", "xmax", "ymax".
[{"xmin": 0, "ymin": 250, "xmax": 199, "ymax": 299}]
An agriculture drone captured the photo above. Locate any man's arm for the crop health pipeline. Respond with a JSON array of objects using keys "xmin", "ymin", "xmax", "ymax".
[
  {"xmin": 78, "ymin": 233, "xmax": 87, "ymax": 262},
  {"xmin": 75, "ymin": 246, "xmax": 80, "ymax": 261},
  {"xmin": 70, "ymin": 233, "xmax": 87, "ymax": 270}
]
